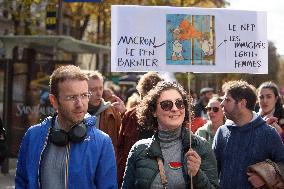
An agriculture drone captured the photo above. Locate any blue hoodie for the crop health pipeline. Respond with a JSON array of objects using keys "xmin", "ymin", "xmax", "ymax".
[{"xmin": 15, "ymin": 114, "xmax": 117, "ymax": 189}]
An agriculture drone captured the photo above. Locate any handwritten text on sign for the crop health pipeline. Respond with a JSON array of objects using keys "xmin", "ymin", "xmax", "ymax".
[
  {"xmin": 228, "ymin": 23, "xmax": 266, "ymax": 69},
  {"xmin": 111, "ymin": 6, "xmax": 267, "ymax": 73},
  {"xmin": 117, "ymin": 36, "xmax": 159, "ymax": 68}
]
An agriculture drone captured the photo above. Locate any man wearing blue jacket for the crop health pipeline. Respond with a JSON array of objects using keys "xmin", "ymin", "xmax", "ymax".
[{"xmin": 15, "ymin": 65, "xmax": 117, "ymax": 189}]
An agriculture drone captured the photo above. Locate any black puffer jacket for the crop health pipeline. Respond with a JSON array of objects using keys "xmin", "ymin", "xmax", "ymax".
[{"xmin": 122, "ymin": 126, "xmax": 219, "ymax": 189}]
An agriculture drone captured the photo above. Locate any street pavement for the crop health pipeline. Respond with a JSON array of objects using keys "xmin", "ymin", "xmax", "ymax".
[{"xmin": 0, "ymin": 159, "xmax": 16, "ymax": 189}]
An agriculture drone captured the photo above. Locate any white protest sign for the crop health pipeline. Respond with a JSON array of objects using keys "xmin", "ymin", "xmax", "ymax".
[{"xmin": 111, "ymin": 5, "xmax": 267, "ymax": 74}]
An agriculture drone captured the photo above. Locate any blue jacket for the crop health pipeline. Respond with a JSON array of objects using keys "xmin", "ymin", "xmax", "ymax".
[
  {"xmin": 213, "ymin": 115, "xmax": 284, "ymax": 189},
  {"xmin": 15, "ymin": 114, "xmax": 118, "ymax": 189}
]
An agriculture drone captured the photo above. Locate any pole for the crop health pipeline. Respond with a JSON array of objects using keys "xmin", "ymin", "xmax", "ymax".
[
  {"xmin": 57, "ymin": 0, "xmax": 63, "ymax": 35},
  {"xmin": 187, "ymin": 72, "xmax": 193, "ymax": 189},
  {"xmin": 1, "ymin": 43, "xmax": 13, "ymax": 174}
]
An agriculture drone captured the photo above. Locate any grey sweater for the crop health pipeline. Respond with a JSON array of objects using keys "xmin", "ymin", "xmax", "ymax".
[{"xmin": 150, "ymin": 127, "xmax": 186, "ymax": 189}]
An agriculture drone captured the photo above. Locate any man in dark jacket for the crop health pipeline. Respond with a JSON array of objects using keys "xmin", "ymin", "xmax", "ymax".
[
  {"xmin": 193, "ymin": 87, "xmax": 214, "ymax": 119},
  {"xmin": 213, "ymin": 80, "xmax": 284, "ymax": 189}
]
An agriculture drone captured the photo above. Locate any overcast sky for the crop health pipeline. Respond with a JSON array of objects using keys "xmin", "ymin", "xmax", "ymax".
[{"xmin": 227, "ymin": 0, "xmax": 284, "ymax": 55}]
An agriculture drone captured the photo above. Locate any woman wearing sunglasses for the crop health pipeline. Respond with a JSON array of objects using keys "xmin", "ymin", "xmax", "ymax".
[
  {"xmin": 195, "ymin": 97, "xmax": 225, "ymax": 146},
  {"xmin": 122, "ymin": 81, "xmax": 218, "ymax": 189},
  {"xmin": 257, "ymin": 81, "xmax": 284, "ymax": 142}
]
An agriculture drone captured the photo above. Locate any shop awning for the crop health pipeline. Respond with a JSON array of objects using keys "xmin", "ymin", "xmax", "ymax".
[{"xmin": 0, "ymin": 35, "xmax": 110, "ymax": 58}]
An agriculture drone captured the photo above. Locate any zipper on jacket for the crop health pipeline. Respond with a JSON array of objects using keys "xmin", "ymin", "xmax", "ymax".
[
  {"xmin": 65, "ymin": 143, "xmax": 70, "ymax": 189},
  {"xmin": 38, "ymin": 123, "xmax": 52, "ymax": 188}
]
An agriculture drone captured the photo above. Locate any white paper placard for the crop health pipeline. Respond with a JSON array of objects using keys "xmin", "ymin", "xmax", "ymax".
[{"xmin": 111, "ymin": 5, "xmax": 267, "ymax": 74}]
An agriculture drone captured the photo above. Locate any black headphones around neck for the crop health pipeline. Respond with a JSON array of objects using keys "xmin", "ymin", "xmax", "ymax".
[{"xmin": 49, "ymin": 115, "xmax": 87, "ymax": 146}]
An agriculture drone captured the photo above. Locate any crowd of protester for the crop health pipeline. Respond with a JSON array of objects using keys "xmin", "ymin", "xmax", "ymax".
[{"xmin": 2, "ymin": 66, "xmax": 284, "ymax": 189}]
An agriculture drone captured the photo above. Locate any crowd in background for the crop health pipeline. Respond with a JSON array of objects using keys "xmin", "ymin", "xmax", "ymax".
[
  {"xmin": 1, "ymin": 68, "xmax": 284, "ymax": 189},
  {"xmin": 101, "ymin": 77, "xmax": 284, "ymax": 144},
  {"xmin": 98, "ymin": 73, "xmax": 284, "ymax": 188},
  {"xmin": 104, "ymin": 75, "xmax": 284, "ymax": 189}
]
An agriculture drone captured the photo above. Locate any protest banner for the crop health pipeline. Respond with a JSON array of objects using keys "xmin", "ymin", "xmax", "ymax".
[{"xmin": 111, "ymin": 5, "xmax": 267, "ymax": 74}]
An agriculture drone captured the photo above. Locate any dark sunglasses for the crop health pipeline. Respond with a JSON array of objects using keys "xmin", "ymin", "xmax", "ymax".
[
  {"xmin": 206, "ymin": 107, "xmax": 220, "ymax": 113},
  {"xmin": 159, "ymin": 99, "xmax": 185, "ymax": 111}
]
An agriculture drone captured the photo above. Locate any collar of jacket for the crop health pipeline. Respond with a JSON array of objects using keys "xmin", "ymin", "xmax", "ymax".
[
  {"xmin": 44, "ymin": 113, "xmax": 96, "ymax": 131},
  {"xmin": 146, "ymin": 126, "xmax": 197, "ymax": 160}
]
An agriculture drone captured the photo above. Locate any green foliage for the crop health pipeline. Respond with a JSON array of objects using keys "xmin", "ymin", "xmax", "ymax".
[
  {"xmin": 5, "ymin": 0, "xmax": 282, "ymax": 89},
  {"xmin": 0, "ymin": 0, "xmax": 229, "ymax": 38}
]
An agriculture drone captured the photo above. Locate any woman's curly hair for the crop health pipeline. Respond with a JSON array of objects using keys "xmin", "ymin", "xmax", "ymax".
[{"xmin": 136, "ymin": 81, "xmax": 191, "ymax": 131}]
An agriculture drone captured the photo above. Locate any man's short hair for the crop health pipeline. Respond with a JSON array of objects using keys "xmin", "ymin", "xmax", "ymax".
[
  {"xmin": 136, "ymin": 72, "xmax": 163, "ymax": 98},
  {"xmin": 85, "ymin": 70, "xmax": 104, "ymax": 82},
  {"xmin": 200, "ymin": 87, "xmax": 214, "ymax": 95},
  {"xmin": 222, "ymin": 80, "xmax": 256, "ymax": 111},
  {"xmin": 49, "ymin": 65, "xmax": 88, "ymax": 97}
]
